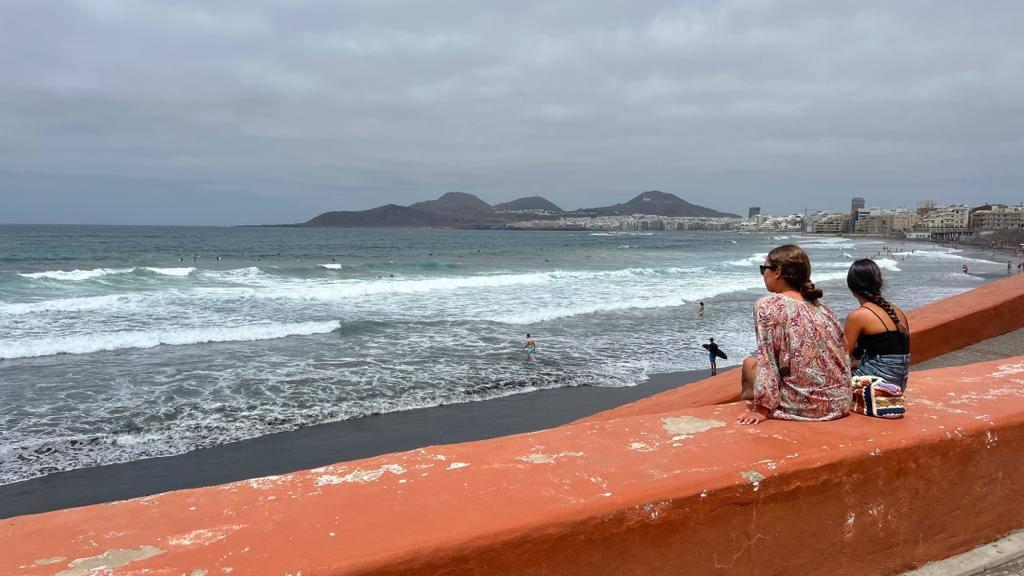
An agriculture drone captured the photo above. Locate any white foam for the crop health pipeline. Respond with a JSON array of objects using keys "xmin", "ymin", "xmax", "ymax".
[
  {"xmin": 319, "ymin": 263, "xmax": 342, "ymax": 270},
  {"xmin": 483, "ymin": 270, "xmax": 851, "ymax": 324},
  {"xmin": 0, "ymin": 320, "xmax": 341, "ymax": 359},
  {"xmin": 875, "ymin": 258, "xmax": 901, "ymax": 272},
  {"xmin": 893, "ymin": 250, "xmax": 1002, "ymax": 265},
  {"xmin": 142, "ymin": 267, "xmax": 195, "ymax": 276},
  {"xmin": 19, "ymin": 266, "xmax": 193, "ymax": 281},
  {"xmin": 726, "ymin": 253, "xmax": 768, "ymax": 267},
  {"xmin": 19, "ymin": 268, "xmax": 133, "ymax": 281},
  {"xmin": 0, "ymin": 294, "xmax": 141, "ymax": 315},
  {"xmin": 245, "ymin": 267, "xmax": 700, "ymax": 301}
]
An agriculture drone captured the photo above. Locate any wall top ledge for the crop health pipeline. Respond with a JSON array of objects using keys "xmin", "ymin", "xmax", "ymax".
[{"xmin": 4, "ymin": 355, "xmax": 1024, "ymax": 576}]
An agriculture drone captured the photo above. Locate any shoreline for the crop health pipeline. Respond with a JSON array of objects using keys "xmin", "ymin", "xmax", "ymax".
[{"xmin": 0, "ymin": 367, "xmax": 713, "ymax": 519}]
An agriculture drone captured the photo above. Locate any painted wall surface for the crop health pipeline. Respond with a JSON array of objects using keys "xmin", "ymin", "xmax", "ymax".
[{"xmin": 3, "ymin": 277, "xmax": 1024, "ymax": 576}]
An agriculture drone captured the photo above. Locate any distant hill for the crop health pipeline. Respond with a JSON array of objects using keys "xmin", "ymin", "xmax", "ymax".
[
  {"xmin": 302, "ymin": 204, "xmax": 453, "ymax": 227},
  {"xmin": 494, "ymin": 196, "xmax": 562, "ymax": 212},
  {"xmin": 409, "ymin": 192, "xmax": 495, "ymax": 217},
  {"xmin": 578, "ymin": 191, "xmax": 740, "ymax": 218}
]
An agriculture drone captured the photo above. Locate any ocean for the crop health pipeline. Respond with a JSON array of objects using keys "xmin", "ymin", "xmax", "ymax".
[{"xmin": 0, "ymin": 225, "xmax": 1008, "ymax": 486}]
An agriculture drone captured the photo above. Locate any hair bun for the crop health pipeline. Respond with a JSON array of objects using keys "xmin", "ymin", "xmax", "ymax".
[{"xmin": 800, "ymin": 281, "xmax": 823, "ymax": 303}]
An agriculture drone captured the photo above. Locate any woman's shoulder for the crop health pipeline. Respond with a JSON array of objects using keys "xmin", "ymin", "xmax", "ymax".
[
  {"xmin": 845, "ymin": 305, "xmax": 871, "ymax": 322},
  {"xmin": 755, "ymin": 293, "xmax": 785, "ymax": 310}
]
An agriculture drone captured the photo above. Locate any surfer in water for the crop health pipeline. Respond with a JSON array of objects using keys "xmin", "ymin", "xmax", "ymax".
[
  {"xmin": 705, "ymin": 337, "xmax": 723, "ymax": 375},
  {"xmin": 523, "ymin": 333, "xmax": 537, "ymax": 362},
  {"xmin": 698, "ymin": 301, "xmax": 705, "ymax": 317}
]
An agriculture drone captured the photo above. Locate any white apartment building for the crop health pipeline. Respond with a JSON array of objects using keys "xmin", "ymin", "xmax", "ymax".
[{"xmin": 918, "ymin": 205, "xmax": 969, "ymax": 229}]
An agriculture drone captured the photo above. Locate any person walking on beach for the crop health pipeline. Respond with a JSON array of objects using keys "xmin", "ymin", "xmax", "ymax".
[
  {"xmin": 1009, "ymin": 260, "xmax": 1013, "ymax": 275},
  {"xmin": 522, "ymin": 334, "xmax": 537, "ymax": 361},
  {"xmin": 698, "ymin": 301, "xmax": 705, "ymax": 317},
  {"xmin": 706, "ymin": 337, "xmax": 722, "ymax": 375}
]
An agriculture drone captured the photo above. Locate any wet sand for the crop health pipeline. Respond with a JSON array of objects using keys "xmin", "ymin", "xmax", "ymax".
[{"xmin": 0, "ymin": 367, "xmax": 714, "ymax": 519}]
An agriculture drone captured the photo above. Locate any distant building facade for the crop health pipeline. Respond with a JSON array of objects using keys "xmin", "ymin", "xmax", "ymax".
[
  {"xmin": 748, "ymin": 207, "xmax": 761, "ymax": 219},
  {"xmin": 970, "ymin": 204, "xmax": 1024, "ymax": 230}
]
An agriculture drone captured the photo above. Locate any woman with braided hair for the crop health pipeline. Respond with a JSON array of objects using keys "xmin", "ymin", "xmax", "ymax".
[
  {"xmin": 844, "ymin": 259, "xmax": 911, "ymax": 391},
  {"xmin": 737, "ymin": 244, "xmax": 851, "ymax": 425}
]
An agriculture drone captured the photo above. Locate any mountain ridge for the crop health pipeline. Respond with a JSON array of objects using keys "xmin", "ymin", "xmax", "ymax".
[{"xmin": 299, "ymin": 191, "xmax": 737, "ymax": 227}]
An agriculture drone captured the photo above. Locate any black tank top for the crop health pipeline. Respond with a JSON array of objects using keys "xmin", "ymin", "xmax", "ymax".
[{"xmin": 856, "ymin": 306, "xmax": 910, "ymax": 356}]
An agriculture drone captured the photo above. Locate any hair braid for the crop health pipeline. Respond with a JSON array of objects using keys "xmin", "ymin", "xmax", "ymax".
[{"xmin": 864, "ymin": 291, "xmax": 900, "ymax": 328}]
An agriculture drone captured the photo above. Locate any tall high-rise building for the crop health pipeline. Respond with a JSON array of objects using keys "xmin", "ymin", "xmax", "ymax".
[
  {"xmin": 748, "ymin": 207, "xmax": 761, "ymax": 219},
  {"xmin": 851, "ymin": 197, "xmax": 866, "ymax": 212}
]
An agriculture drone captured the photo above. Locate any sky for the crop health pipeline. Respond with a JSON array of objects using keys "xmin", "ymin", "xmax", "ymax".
[{"xmin": 2, "ymin": 1, "xmax": 1023, "ymax": 225}]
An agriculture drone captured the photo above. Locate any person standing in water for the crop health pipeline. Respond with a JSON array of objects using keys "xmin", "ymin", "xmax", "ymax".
[
  {"xmin": 523, "ymin": 334, "xmax": 537, "ymax": 361},
  {"xmin": 698, "ymin": 301, "xmax": 705, "ymax": 317}
]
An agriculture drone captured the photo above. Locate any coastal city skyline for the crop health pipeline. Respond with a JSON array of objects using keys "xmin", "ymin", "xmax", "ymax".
[{"xmin": 3, "ymin": 2, "xmax": 1024, "ymax": 225}]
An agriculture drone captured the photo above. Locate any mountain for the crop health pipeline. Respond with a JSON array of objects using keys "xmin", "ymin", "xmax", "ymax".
[
  {"xmin": 579, "ymin": 191, "xmax": 740, "ymax": 218},
  {"xmin": 409, "ymin": 192, "xmax": 495, "ymax": 217},
  {"xmin": 494, "ymin": 196, "xmax": 563, "ymax": 212},
  {"xmin": 302, "ymin": 204, "xmax": 453, "ymax": 227}
]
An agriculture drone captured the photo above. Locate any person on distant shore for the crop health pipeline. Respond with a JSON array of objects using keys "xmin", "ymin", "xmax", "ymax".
[
  {"xmin": 706, "ymin": 337, "xmax": 721, "ymax": 375},
  {"xmin": 698, "ymin": 301, "xmax": 705, "ymax": 317},
  {"xmin": 522, "ymin": 333, "xmax": 537, "ymax": 361},
  {"xmin": 844, "ymin": 259, "xmax": 911, "ymax": 391},
  {"xmin": 1009, "ymin": 260, "xmax": 1013, "ymax": 275},
  {"xmin": 737, "ymin": 245, "xmax": 851, "ymax": 425}
]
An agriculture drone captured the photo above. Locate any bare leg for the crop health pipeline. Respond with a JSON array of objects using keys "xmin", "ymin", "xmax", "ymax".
[{"xmin": 740, "ymin": 356, "xmax": 757, "ymax": 400}]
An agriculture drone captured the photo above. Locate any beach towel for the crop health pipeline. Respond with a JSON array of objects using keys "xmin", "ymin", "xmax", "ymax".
[{"xmin": 850, "ymin": 375, "xmax": 905, "ymax": 419}]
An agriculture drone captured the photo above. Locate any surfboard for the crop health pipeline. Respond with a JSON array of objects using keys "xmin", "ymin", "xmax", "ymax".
[{"xmin": 702, "ymin": 343, "xmax": 728, "ymax": 360}]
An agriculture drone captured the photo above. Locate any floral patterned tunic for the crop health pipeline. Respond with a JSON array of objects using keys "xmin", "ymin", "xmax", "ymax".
[{"xmin": 753, "ymin": 293, "xmax": 852, "ymax": 421}]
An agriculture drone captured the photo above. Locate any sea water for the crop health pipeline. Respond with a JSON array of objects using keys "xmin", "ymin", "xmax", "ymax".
[{"xmin": 0, "ymin": 225, "xmax": 1007, "ymax": 484}]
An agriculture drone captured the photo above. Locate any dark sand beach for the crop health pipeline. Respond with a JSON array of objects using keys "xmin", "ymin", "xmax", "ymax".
[{"xmin": 0, "ymin": 368, "xmax": 710, "ymax": 519}]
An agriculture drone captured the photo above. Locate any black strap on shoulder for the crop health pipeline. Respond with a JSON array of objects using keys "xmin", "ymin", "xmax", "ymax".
[{"xmin": 860, "ymin": 305, "xmax": 893, "ymax": 332}]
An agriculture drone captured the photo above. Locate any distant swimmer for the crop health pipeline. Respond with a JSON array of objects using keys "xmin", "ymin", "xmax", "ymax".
[
  {"xmin": 179, "ymin": 257, "xmax": 183, "ymax": 262},
  {"xmin": 217, "ymin": 256, "xmax": 221, "ymax": 261},
  {"xmin": 698, "ymin": 301, "xmax": 705, "ymax": 317},
  {"xmin": 523, "ymin": 333, "xmax": 537, "ymax": 361},
  {"xmin": 962, "ymin": 263, "xmax": 969, "ymax": 274}
]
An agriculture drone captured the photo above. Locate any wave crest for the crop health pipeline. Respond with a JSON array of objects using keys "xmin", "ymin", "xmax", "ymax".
[{"xmin": 0, "ymin": 320, "xmax": 341, "ymax": 359}]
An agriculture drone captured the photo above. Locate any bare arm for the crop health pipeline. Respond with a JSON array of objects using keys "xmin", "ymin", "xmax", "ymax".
[{"xmin": 843, "ymin": 311, "xmax": 864, "ymax": 359}]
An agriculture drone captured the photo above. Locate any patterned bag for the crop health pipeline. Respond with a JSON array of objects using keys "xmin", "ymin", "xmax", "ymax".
[{"xmin": 850, "ymin": 375, "xmax": 905, "ymax": 419}]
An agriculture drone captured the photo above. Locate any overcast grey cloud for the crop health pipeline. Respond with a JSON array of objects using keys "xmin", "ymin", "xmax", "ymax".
[{"xmin": 1, "ymin": 0, "xmax": 1022, "ymax": 224}]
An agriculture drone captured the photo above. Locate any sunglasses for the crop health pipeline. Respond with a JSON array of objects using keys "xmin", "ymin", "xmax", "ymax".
[{"xmin": 759, "ymin": 264, "xmax": 779, "ymax": 275}]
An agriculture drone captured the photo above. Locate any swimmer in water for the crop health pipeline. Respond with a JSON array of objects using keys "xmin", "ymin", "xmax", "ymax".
[
  {"xmin": 523, "ymin": 333, "xmax": 537, "ymax": 361},
  {"xmin": 698, "ymin": 301, "xmax": 705, "ymax": 317}
]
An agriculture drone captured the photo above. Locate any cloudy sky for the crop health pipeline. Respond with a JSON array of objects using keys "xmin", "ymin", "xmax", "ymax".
[{"xmin": 2, "ymin": 1, "xmax": 1022, "ymax": 225}]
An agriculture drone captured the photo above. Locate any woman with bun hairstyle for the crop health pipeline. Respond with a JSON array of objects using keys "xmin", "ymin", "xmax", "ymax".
[
  {"xmin": 737, "ymin": 245, "xmax": 851, "ymax": 425},
  {"xmin": 844, "ymin": 259, "xmax": 911, "ymax": 390}
]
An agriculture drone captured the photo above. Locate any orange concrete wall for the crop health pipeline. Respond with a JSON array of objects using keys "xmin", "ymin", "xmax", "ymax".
[
  {"xmin": 4, "ymin": 276, "xmax": 1024, "ymax": 576},
  {"xmin": 582, "ymin": 272, "xmax": 1024, "ymax": 424},
  {"xmin": 4, "ymin": 356, "xmax": 1024, "ymax": 575}
]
